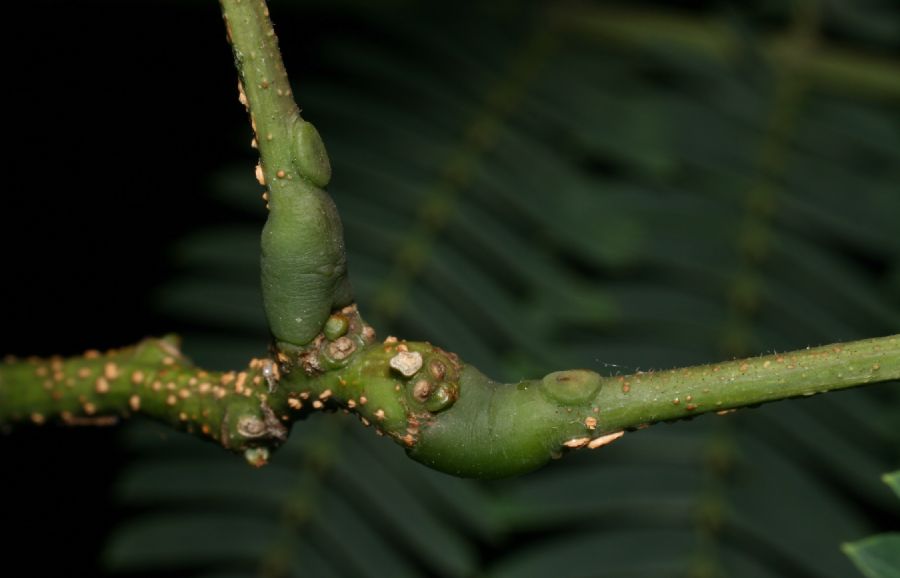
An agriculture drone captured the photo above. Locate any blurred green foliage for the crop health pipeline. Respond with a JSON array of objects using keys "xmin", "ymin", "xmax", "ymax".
[
  {"xmin": 844, "ymin": 471, "xmax": 900, "ymax": 578},
  {"xmin": 106, "ymin": 0, "xmax": 899, "ymax": 576}
]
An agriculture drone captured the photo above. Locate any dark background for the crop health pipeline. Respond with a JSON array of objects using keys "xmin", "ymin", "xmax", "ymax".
[{"xmin": 1, "ymin": 1, "xmax": 243, "ymax": 573}]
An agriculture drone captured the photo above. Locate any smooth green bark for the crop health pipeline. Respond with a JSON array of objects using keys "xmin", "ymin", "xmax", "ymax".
[{"xmin": 340, "ymin": 334, "xmax": 900, "ymax": 478}]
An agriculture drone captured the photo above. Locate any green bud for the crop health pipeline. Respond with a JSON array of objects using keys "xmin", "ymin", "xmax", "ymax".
[
  {"xmin": 292, "ymin": 119, "xmax": 331, "ymax": 187},
  {"xmin": 423, "ymin": 381, "xmax": 457, "ymax": 413},
  {"xmin": 324, "ymin": 314, "xmax": 350, "ymax": 341},
  {"xmin": 540, "ymin": 370, "xmax": 602, "ymax": 405}
]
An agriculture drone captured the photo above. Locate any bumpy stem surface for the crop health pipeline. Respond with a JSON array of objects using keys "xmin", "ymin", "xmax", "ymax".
[
  {"xmin": 0, "ymin": 336, "xmax": 291, "ymax": 461},
  {"xmin": 222, "ymin": 0, "xmax": 351, "ymax": 347},
  {"xmin": 3, "ymin": 1, "xmax": 898, "ymax": 480},
  {"xmin": 3, "ymin": 331, "xmax": 898, "ymax": 477}
]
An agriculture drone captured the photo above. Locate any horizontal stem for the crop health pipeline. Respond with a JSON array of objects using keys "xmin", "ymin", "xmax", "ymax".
[
  {"xmin": 0, "ymin": 336, "xmax": 292, "ymax": 458},
  {"xmin": 405, "ymin": 335, "xmax": 900, "ymax": 478},
  {"xmin": 3, "ymin": 332, "xmax": 897, "ymax": 478},
  {"xmin": 594, "ymin": 334, "xmax": 900, "ymax": 431}
]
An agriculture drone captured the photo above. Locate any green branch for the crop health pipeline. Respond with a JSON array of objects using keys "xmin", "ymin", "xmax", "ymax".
[
  {"xmin": 2, "ymin": 0, "xmax": 898, "ymax": 481},
  {"xmin": 221, "ymin": 0, "xmax": 351, "ymax": 348},
  {"xmin": 319, "ymin": 333, "xmax": 900, "ymax": 478},
  {"xmin": 3, "ymin": 330, "xmax": 897, "ymax": 477},
  {"xmin": 0, "ymin": 336, "xmax": 291, "ymax": 461}
]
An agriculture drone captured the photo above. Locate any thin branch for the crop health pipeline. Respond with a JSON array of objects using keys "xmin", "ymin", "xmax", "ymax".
[
  {"xmin": 3, "ymin": 331, "xmax": 897, "ymax": 477},
  {"xmin": 0, "ymin": 336, "xmax": 289, "ymax": 458},
  {"xmin": 221, "ymin": 0, "xmax": 351, "ymax": 348},
  {"xmin": 3, "ymin": 1, "xmax": 898, "ymax": 482}
]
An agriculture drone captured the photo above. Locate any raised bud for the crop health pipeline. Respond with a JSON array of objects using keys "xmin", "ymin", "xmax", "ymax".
[
  {"xmin": 324, "ymin": 314, "xmax": 349, "ymax": 341},
  {"xmin": 423, "ymin": 381, "xmax": 457, "ymax": 413},
  {"xmin": 539, "ymin": 370, "xmax": 602, "ymax": 405},
  {"xmin": 292, "ymin": 119, "xmax": 331, "ymax": 187}
]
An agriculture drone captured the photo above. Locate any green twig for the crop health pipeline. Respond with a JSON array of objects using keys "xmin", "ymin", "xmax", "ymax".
[
  {"xmin": 221, "ymin": 0, "xmax": 351, "ymax": 348},
  {"xmin": 2, "ymin": 0, "xmax": 898, "ymax": 481},
  {"xmin": 0, "ymin": 335, "xmax": 290, "ymax": 457},
  {"xmin": 3, "ymin": 330, "xmax": 898, "ymax": 477}
]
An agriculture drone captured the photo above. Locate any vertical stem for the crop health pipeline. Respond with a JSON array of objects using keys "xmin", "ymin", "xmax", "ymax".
[
  {"xmin": 220, "ymin": 0, "xmax": 350, "ymax": 347},
  {"xmin": 221, "ymin": 0, "xmax": 299, "ymax": 172}
]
